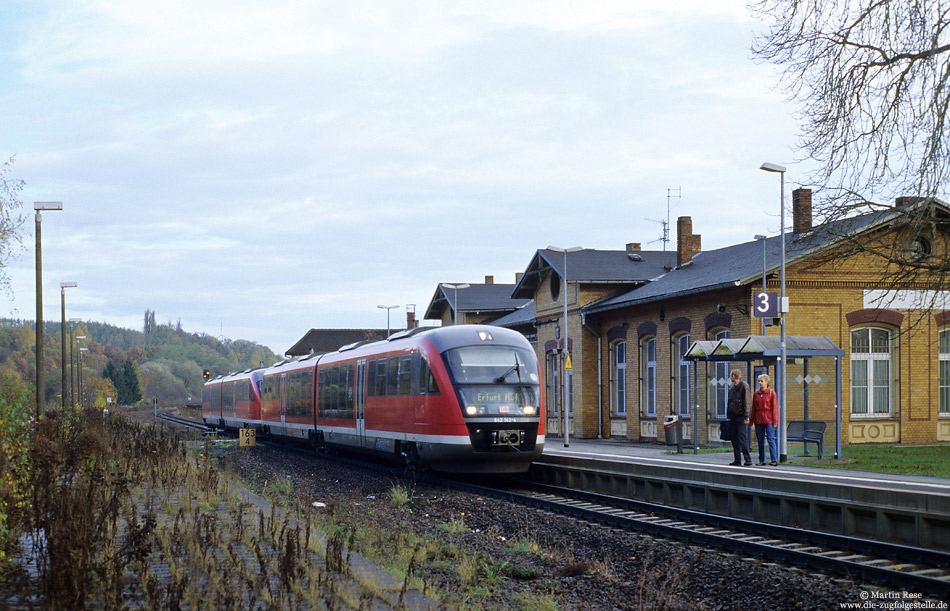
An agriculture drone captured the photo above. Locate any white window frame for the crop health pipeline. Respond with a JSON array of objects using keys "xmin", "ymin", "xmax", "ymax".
[
  {"xmin": 611, "ymin": 340, "xmax": 627, "ymax": 417},
  {"xmin": 940, "ymin": 329, "xmax": 950, "ymax": 415},
  {"xmin": 850, "ymin": 326, "xmax": 893, "ymax": 416},
  {"xmin": 642, "ymin": 337, "xmax": 657, "ymax": 418},
  {"xmin": 712, "ymin": 329, "xmax": 730, "ymax": 419},
  {"xmin": 674, "ymin": 333, "xmax": 691, "ymax": 418},
  {"xmin": 546, "ymin": 352, "xmax": 559, "ymax": 416}
]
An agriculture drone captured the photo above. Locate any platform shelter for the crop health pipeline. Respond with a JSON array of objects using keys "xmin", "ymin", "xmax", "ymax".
[{"xmin": 683, "ymin": 335, "xmax": 845, "ymax": 459}]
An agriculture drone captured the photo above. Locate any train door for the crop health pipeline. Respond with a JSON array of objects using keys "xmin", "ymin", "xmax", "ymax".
[
  {"xmin": 280, "ymin": 373, "xmax": 287, "ymax": 429},
  {"xmin": 356, "ymin": 359, "xmax": 367, "ymax": 446}
]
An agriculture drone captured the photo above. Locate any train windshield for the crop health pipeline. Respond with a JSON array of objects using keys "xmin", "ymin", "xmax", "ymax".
[
  {"xmin": 444, "ymin": 345, "xmax": 541, "ymax": 418},
  {"xmin": 443, "ymin": 345, "xmax": 540, "ymax": 385}
]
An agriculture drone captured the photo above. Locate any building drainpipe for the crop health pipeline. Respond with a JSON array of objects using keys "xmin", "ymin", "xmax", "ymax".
[{"xmin": 581, "ymin": 313, "xmax": 602, "ymax": 439}]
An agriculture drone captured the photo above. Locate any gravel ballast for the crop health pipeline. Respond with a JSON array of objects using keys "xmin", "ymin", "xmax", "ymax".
[{"xmin": 226, "ymin": 444, "xmax": 866, "ymax": 610}]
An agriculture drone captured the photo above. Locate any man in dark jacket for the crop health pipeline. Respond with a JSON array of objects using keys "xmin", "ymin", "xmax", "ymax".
[{"xmin": 726, "ymin": 369, "xmax": 753, "ymax": 466}]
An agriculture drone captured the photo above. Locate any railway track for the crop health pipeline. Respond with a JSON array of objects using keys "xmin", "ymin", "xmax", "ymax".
[
  {"xmin": 499, "ymin": 481, "xmax": 950, "ymax": 599},
  {"xmin": 158, "ymin": 411, "xmax": 950, "ymax": 599},
  {"xmin": 156, "ymin": 410, "xmax": 217, "ymax": 433}
]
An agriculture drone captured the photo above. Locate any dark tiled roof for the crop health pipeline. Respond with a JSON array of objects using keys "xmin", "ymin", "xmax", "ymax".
[
  {"xmin": 487, "ymin": 302, "xmax": 535, "ymax": 328},
  {"xmin": 424, "ymin": 283, "xmax": 531, "ymax": 320},
  {"xmin": 286, "ymin": 328, "xmax": 390, "ymax": 356},
  {"xmin": 512, "ymin": 249, "xmax": 677, "ymax": 299},
  {"xmin": 583, "ymin": 205, "xmax": 913, "ymax": 314}
]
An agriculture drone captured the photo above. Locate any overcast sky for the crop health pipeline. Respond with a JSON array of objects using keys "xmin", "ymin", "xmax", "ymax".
[{"xmin": 0, "ymin": 1, "xmax": 803, "ymax": 354}]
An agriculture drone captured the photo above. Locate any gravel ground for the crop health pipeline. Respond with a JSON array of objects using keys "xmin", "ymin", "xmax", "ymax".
[{"xmin": 222, "ymin": 443, "xmax": 866, "ymax": 610}]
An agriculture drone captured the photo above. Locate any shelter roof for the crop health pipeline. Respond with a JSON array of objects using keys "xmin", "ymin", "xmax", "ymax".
[{"xmin": 684, "ymin": 335, "xmax": 844, "ymax": 362}]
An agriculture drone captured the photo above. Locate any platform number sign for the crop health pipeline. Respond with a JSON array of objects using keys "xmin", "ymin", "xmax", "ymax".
[{"xmin": 753, "ymin": 292, "xmax": 779, "ymax": 318}]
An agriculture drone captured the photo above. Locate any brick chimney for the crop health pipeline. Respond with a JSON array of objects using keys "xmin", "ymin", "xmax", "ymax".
[
  {"xmin": 895, "ymin": 196, "xmax": 923, "ymax": 207},
  {"xmin": 793, "ymin": 188, "xmax": 812, "ymax": 234},
  {"xmin": 677, "ymin": 216, "xmax": 693, "ymax": 266},
  {"xmin": 484, "ymin": 275, "xmax": 494, "ymax": 284},
  {"xmin": 626, "ymin": 242, "xmax": 641, "ymax": 252},
  {"xmin": 406, "ymin": 304, "xmax": 417, "ymax": 330}
]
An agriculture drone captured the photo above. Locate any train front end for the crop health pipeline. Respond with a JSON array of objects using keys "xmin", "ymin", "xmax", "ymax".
[{"xmin": 432, "ymin": 326, "xmax": 544, "ymax": 473}]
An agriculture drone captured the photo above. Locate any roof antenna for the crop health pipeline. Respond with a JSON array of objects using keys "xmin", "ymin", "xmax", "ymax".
[{"xmin": 646, "ymin": 187, "xmax": 680, "ymax": 251}]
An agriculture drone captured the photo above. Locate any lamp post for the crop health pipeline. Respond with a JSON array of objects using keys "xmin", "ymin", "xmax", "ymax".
[
  {"xmin": 760, "ymin": 162, "xmax": 787, "ymax": 462},
  {"xmin": 78, "ymin": 345, "xmax": 87, "ymax": 409},
  {"xmin": 60, "ymin": 282, "xmax": 77, "ymax": 410},
  {"xmin": 34, "ymin": 201, "xmax": 63, "ymax": 419},
  {"xmin": 547, "ymin": 245, "xmax": 582, "ymax": 447},
  {"xmin": 69, "ymin": 319, "xmax": 80, "ymax": 410},
  {"xmin": 441, "ymin": 283, "xmax": 470, "ymax": 325},
  {"xmin": 754, "ymin": 235, "xmax": 767, "ymax": 335},
  {"xmin": 377, "ymin": 304, "xmax": 399, "ymax": 337}
]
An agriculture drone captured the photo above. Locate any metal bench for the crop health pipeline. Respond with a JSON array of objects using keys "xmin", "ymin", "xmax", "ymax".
[{"xmin": 786, "ymin": 420, "xmax": 826, "ymax": 459}]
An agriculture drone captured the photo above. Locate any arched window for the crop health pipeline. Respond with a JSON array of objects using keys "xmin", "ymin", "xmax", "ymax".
[
  {"xmin": 641, "ymin": 337, "xmax": 657, "ymax": 417},
  {"xmin": 610, "ymin": 340, "xmax": 627, "ymax": 416},
  {"xmin": 850, "ymin": 327, "xmax": 893, "ymax": 415},
  {"xmin": 673, "ymin": 333, "xmax": 691, "ymax": 417},
  {"xmin": 711, "ymin": 329, "xmax": 730, "ymax": 419},
  {"xmin": 940, "ymin": 329, "xmax": 950, "ymax": 415}
]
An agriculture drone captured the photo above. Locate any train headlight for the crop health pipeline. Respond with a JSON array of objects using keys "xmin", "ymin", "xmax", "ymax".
[
  {"xmin": 465, "ymin": 405, "xmax": 478, "ymax": 416},
  {"xmin": 522, "ymin": 405, "xmax": 536, "ymax": 416}
]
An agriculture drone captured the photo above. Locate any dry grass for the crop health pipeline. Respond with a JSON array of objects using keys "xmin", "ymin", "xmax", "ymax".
[{"xmin": 0, "ymin": 409, "xmax": 414, "ymax": 609}]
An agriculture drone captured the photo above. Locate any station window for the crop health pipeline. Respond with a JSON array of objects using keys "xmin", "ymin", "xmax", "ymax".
[
  {"xmin": 641, "ymin": 337, "xmax": 656, "ymax": 418},
  {"xmin": 850, "ymin": 327, "xmax": 893, "ymax": 416},
  {"xmin": 610, "ymin": 341, "xmax": 626, "ymax": 417},
  {"xmin": 546, "ymin": 352, "xmax": 559, "ymax": 416},
  {"xmin": 940, "ymin": 330, "xmax": 950, "ymax": 415},
  {"xmin": 673, "ymin": 333, "xmax": 691, "ymax": 417},
  {"xmin": 711, "ymin": 329, "xmax": 730, "ymax": 419}
]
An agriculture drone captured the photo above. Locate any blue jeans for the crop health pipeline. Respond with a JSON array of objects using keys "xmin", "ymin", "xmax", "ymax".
[{"xmin": 755, "ymin": 423, "xmax": 778, "ymax": 463}]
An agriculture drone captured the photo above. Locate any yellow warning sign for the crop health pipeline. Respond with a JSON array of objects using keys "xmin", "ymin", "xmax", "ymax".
[{"xmin": 565, "ymin": 354, "xmax": 573, "ymax": 370}]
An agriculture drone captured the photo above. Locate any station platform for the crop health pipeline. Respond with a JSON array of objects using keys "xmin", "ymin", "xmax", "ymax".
[{"xmin": 539, "ymin": 436, "xmax": 950, "ymax": 491}]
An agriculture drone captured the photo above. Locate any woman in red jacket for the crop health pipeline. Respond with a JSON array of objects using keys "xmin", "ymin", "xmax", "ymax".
[{"xmin": 751, "ymin": 374, "xmax": 779, "ymax": 466}]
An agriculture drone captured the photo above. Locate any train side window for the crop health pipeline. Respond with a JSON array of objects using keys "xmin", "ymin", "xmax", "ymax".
[
  {"xmin": 398, "ymin": 356, "xmax": 412, "ymax": 395},
  {"xmin": 411, "ymin": 354, "xmax": 424, "ymax": 395},
  {"xmin": 345, "ymin": 364, "xmax": 355, "ymax": 414},
  {"xmin": 375, "ymin": 359, "xmax": 387, "ymax": 396},
  {"xmin": 424, "ymin": 358, "xmax": 440, "ymax": 395},
  {"xmin": 318, "ymin": 368, "xmax": 326, "ymax": 410},
  {"xmin": 386, "ymin": 358, "xmax": 399, "ymax": 396},
  {"xmin": 329, "ymin": 367, "xmax": 340, "ymax": 411},
  {"xmin": 366, "ymin": 360, "xmax": 376, "ymax": 397},
  {"xmin": 303, "ymin": 371, "xmax": 314, "ymax": 416}
]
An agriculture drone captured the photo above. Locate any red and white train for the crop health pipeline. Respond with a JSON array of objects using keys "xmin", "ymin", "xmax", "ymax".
[{"xmin": 202, "ymin": 325, "xmax": 545, "ymax": 473}]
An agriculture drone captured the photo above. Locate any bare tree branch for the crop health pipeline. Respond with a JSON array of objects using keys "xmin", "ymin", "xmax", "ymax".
[{"xmin": 751, "ymin": 0, "xmax": 950, "ymax": 305}]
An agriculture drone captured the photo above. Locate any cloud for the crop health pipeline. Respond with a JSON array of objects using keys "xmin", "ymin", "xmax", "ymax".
[{"xmin": 0, "ymin": 1, "xmax": 800, "ymax": 353}]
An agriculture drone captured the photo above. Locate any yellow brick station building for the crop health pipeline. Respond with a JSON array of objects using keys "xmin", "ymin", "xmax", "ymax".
[{"xmin": 497, "ymin": 192, "xmax": 950, "ymax": 448}]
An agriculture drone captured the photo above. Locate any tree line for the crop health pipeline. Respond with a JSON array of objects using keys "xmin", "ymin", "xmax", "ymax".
[{"xmin": 0, "ymin": 317, "xmax": 278, "ymax": 410}]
